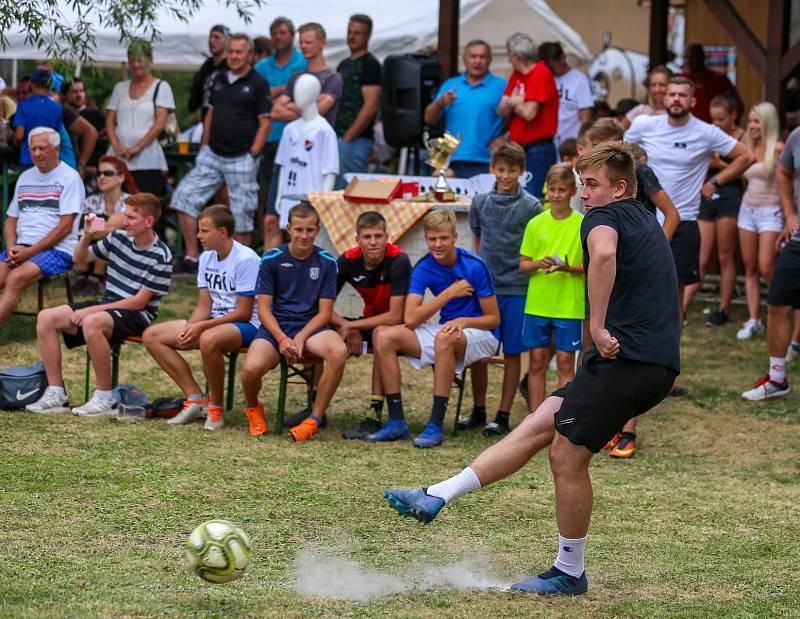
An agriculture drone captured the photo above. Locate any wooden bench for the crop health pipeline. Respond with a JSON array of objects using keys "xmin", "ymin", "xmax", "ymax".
[
  {"xmin": 86, "ymin": 338, "xmax": 506, "ymax": 437},
  {"xmin": 13, "ymin": 272, "xmax": 74, "ymax": 317}
]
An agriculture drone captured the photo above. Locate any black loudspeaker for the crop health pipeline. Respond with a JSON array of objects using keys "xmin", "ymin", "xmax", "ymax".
[{"xmin": 382, "ymin": 53, "xmax": 443, "ymax": 148}]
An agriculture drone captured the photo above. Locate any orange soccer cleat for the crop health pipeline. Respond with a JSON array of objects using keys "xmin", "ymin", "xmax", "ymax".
[
  {"xmin": 609, "ymin": 432, "xmax": 636, "ymax": 459},
  {"xmin": 603, "ymin": 432, "xmax": 621, "ymax": 451},
  {"xmin": 244, "ymin": 402, "xmax": 268, "ymax": 436},
  {"xmin": 288, "ymin": 416, "xmax": 321, "ymax": 442}
]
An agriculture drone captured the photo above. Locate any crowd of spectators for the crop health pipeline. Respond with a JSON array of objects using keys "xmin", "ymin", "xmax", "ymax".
[{"xmin": 2, "ymin": 17, "xmax": 800, "ymax": 454}]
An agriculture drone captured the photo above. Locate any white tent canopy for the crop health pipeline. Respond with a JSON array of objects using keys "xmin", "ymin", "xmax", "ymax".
[{"xmin": 0, "ymin": 0, "xmax": 589, "ymax": 69}]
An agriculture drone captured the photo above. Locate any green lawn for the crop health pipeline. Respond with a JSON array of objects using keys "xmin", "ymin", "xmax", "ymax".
[{"xmin": 0, "ymin": 279, "xmax": 798, "ymax": 618}]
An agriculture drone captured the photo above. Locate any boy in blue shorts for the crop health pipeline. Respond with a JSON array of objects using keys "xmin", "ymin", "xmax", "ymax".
[
  {"xmin": 368, "ymin": 210, "xmax": 500, "ymax": 448},
  {"xmin": 520, "ymin": 163, "xmax": 585, "ymax": 409},
  {"xmin": 465, "ymin": 141, "xmax": 542, "ymax": 436},
  {"xmin": 240, "ymin": 202, "xmax": 348, "ymax": 442},
  {"xmin": 143, "ymin": 205, "xmax": 261, "ymax": 433}
]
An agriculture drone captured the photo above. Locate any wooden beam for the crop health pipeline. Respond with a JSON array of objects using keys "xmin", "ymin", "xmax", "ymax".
[
  {"xmin": 648, "ymin": 0, "xmax": 670, "ymax": 69},
  {"xmin": 703, "ymin": 0, "xmax": 766, "ymax": 74},
  {"xmin": 765, "ymin": 0, "xmax": 788, "ymax": 105},
  {"xmin": 437, "ymin": 0, "xmax": 460, "ymax": 78},
  {"xmin": 782, "ymin": 40, "xmax": 800, "ymax": 79}
]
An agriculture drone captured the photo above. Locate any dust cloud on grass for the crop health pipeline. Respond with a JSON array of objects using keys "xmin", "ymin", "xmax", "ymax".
[{"xmin": 293, "ymin": 546, "xmax": 519, "ymax": 602}]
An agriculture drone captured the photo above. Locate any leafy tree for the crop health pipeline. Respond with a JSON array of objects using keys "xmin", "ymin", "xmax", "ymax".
[{"xmin": 0, "ymin": 0, "xmax": 263, "ymax": 63}]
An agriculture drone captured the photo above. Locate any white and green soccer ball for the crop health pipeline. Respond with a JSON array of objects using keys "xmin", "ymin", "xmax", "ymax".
[{"xmin": 185, "ymin": 520, "xmax": 252, "ymax": 583}]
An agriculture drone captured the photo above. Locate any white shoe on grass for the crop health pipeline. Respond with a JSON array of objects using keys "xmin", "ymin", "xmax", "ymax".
[
  {"xmin": 26, "ymin": 388, "xmax": 71, "ymax": 414},
  {"xmin": 167, "ymin": 398, "xmax": 209, "ymax": 425},
  {"xmin": 737, "ymin": 318, "xmax": 764, "ymax": 340},
  {"xmin": 204, "ymin": 407, "xmax": 224, "ymax": 431},
  {"xmin": 72, "ymin": 391, "xmax": 118, "ymax": 417},
  {"xmin": 786, "ymin": 343, "xmax": 800, "ymax": 364}
]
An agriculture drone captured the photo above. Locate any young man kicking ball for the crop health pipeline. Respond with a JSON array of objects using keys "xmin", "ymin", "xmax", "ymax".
[
  {"xmin": 240, "ymin": 202, "xmax": 348, "ymax": 442},
  {"xmin": 27, "ymin": 193, "xmax": 172, "ymax": 415},
  {"xmin": 333, "ymin": 211, "xmax": 411, "ymax": 439},
  {"xmin": 384, "ymin": 143, "xmax": 680, "ymax": 595},
  {"xmin": 142, "ymin": 205, "xmax": 261, "ymax": 432},
  {"xmin": 367, "ymin": 210, "xmax": 500, "ymax": 447}
]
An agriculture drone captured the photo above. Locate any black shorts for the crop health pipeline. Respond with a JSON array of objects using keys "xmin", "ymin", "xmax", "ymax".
[
  {"xmin": 62, "ymin": 300, "xmax": 151, "ymax": 349},
  {"xmin": 767, "ymin": 240, "xmax": 800, "ymax": 307},
  {"xmin": 551, "ymin": 351, "xmax": 677, "ymax": 453},
  {"xmin": 131, "ymin": 169, "xmax": 167, "ymax": 197},
  {"xmin": 343, "ymin": 316, "xmax": 374, "ymax": 350},
  {"xmin": 697, "ymin": 186, "xmax": 742, "ymax": 221},
  {"xmin": 258, "ymin": 141, "xmax": 280, "ymax": 216},
  {"xmin": 669, "ymin": 220, "xmax": 701, "ymax": 284}
]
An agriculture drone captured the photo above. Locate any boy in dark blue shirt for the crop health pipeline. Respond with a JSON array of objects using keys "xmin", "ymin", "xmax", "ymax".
[
  {"xmin": 368, "ymin": 210, "xmax": 501, "ymax": 448},
  {"xmin": 240, "ymin": 202, "xmax": 347, "ymax": 442},
  {"xmin": 13, "ymin": 69, "xmax": 64, "ymax": 166}
]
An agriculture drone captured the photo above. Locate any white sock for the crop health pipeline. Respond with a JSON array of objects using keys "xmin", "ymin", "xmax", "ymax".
[
  {"xmin": 426, "ymin": 466, "xmax": 482, "ymax": 504},
  {"xmin": 187, "ymin": 393, "xmax": 206, "ymax": 401},
  {"xmin": 769, "ymin": 357, "xmax": 786, "ymax": 383},
  {"xmin": 95, "ymin": 389, "xmax": 114, "ymax": 401},
  {"xmin": 553, "ymin": 534, "xmax": 587, "ymax": 578},
  {"xmin": 47, "ymin": 385, "xmax": 67, "ymax": 398}
]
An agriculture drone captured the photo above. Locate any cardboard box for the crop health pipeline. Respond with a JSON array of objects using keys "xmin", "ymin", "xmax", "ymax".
[
  {"xmin": 343, "ymin": 177, "xmax": 402, "ymax": 203},
  {"xmin": 401, "ymin": 181, "xmax": 419, "ymax": 199}
]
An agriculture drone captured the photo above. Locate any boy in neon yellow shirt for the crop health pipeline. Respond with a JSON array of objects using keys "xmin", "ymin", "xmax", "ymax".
[{"xmin": 520, "ymin": 163, "xmax": 585, "ymax": 409}]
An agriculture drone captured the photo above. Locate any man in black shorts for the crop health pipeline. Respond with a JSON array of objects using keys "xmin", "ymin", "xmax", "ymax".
[{"xmin": 383, "ymin": 143, "xmax": 680, "ymax": 596}]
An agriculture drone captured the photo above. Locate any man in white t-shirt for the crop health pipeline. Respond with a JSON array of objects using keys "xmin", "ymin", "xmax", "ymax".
[
  {"xmin": 274, "ymin": 114, "xmax": 339, "ymax": 229},
  {"xmin": 0, "ymin": 127, "xmax": 83, "ymax": 326},
  {"xmin": 625, "ymin": 76, "xmax": 752, "ymax": 308},
  {"xmin": 143, "ymin": 205, "xmax": 262, "ymax": 434},
  {"xmin": 538, "ymin": 42, "xmax": 594, "ymax": 153}
]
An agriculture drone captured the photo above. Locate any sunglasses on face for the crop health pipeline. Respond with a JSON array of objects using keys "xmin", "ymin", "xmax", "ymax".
[{"xmin": 98, "ymin": 170, "xmax": 121, "ymax": 177}]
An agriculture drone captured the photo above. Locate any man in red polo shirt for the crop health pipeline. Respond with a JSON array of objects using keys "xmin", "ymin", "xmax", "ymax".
[{"xmin": 498, "ymin": 32, "xmax": 559, "ymax": 199}]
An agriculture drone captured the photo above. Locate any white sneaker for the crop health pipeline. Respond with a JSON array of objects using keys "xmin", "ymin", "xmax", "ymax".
[
  {"xmin": 737, "ymin": 318, "xmax": 765, "ymax": 340},
  {"xmin": 204, "ymin": 407, "xmax": 225, "ymax": 431},
  {"xmin": 26, "ymin": 388, "xmax": 71, "ymax": 414},
  {"xmin": 72, "ymin": 391, "xmax": 118, "ymax": 417},
  {"xmin": 787, "ymin": 343, "xmax": 800, "ymax": 364},
  {"xmin": 167, "ymin": 398, "xmax": 209, "ymax": 425}
]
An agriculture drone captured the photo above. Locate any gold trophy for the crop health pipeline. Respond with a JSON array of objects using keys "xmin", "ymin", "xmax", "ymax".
[{"xmin": 424, "ymin": 131, "xmax": 461, "ymax": 201}]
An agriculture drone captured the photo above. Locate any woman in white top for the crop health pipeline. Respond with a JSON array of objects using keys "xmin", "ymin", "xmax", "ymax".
[
  {"xmin": 736, "ymin": 102, "xmax": 785, "ymax": 340},
  {"xmin": 105, "ymin": 41, "xmax": 175, "ymax": 196},
  {"xmin": 74, "ymin": 155, "xmax": 140, "ymax": 296},
  {"xmin": 621, "ymin": 65, "xmax": 671, "ymax": 129}
]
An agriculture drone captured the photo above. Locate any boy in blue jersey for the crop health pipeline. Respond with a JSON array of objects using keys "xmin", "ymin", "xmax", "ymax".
[
  {"xmin": 368, "ymin": 210, "xmax": 501, "ymax": 448},
  {"xmin": 240, "ymin": 202, "xmax": 348, "ymax": 442}
]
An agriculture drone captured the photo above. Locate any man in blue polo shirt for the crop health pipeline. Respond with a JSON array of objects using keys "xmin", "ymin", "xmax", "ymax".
[
  {"xmin": 423, "ymin": 40, "xmax": 506, "ymax": 178},
  {"xmin": 367, "ymin": 210, "xmax": 500, "ymax": 448},
  {"xmin": 255, "ymin": 16, "xmax": 308, "ymax": 249}
]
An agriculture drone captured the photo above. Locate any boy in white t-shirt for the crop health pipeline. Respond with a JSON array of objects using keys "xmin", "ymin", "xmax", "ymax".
[
  {"xmin": 143, "ymin": 205, "xmax": 261, "ymax": 433},
  {"xmin": 274, "ymin": 115, "xmax": 339, "ymax": 229}
]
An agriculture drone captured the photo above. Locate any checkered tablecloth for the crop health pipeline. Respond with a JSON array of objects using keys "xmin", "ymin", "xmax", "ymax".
[{"xmin": 307, "ymin": 191, "xmax": 468, "ymax": 254}]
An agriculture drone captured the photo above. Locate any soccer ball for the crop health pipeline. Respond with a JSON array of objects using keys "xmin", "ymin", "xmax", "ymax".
[{"xmin": 185, "ymin": 520, "xmax": 252, "ymax": 583}]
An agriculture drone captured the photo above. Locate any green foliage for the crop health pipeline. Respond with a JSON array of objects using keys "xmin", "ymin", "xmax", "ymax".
[{"xmin": 0, "ymin": 0, "xmax": 263, "ymax": 63}]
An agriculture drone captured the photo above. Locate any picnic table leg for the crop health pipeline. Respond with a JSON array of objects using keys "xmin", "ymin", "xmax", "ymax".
[
  {"xmin": 452, "ymin": 367, "xmax": 468, "ymax": 436},
  {"xmin": 84, "ymin": 350, "xmax": 91, "ymax": 402},
  {"xmin": 226, "ymin": 352, "xmax": 238, "ymax": 411},
  {"xmin": 275, "ymin": 357, "xmax": 288, "ymax": 434},
  {"xmin": 111, "ymin": 343, "xmax": 121, "ymax": 389}
]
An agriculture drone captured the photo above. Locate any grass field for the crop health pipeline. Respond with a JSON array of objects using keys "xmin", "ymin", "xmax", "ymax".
[{"xmin": 1, "ymin": 279, "xmax": 799, "ymax": 618}]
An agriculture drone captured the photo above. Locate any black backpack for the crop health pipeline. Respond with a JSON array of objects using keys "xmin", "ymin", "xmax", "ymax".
[{"xmin": 0, "ymin": 362, "xmax": 47, "ymax": 410}]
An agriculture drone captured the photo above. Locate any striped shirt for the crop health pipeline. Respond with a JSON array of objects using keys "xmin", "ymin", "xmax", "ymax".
[{"xmin": 91, "ymin": 230, "xmax": 172, "ymax": 322}]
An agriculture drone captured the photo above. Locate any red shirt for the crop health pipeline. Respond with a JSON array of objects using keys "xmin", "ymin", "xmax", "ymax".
[
  {"xmin": 681, "ymin": 70, "xmax": 737, "ymax": 123},
  {"xmin": 504, "ymin": 61, "xmax": 558, "ymax": 144},
  {"xmin": 336, "ymin": 243, "xmax": 411, "ymax": 317}
]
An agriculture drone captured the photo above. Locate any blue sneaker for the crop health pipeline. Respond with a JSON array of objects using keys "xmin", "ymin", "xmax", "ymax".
[
  {"xmin": 412, "ymin": 421, "xmax": 444, "ymax": 448},
  {"xmin": 510, "ymin": 566, "xmax": 588, "ymax": 596},
  {"xmin": 384, "ymin": 487, "xmax": 445, "ymax": 524},
  {"xmin": 365, "ymin": 419, "xmax": 410, "ymax": 442}
]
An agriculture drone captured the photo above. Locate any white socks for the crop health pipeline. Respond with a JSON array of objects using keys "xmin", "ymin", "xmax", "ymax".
[
  {"xmin": 47, "ymin": 385, "xmax": 67, "ymax": 398},
  {"xmin": 426, "ymin": 466, "xmax": 482, "ymax": 504},
  {"xmin": 769, "ymin": 356, "xmax": 786, "ymax": 383},
  {"xmin": 95, "ymin": 389, "xmax": 114, "ymax": 400},
  {"xmin": 554, "ymin": 534, "xmax": 587, "ymax": 578}
]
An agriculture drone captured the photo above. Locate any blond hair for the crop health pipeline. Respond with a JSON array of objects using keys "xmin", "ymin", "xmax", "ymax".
[
  {"xmin": 744, "ymin": 102, "xmax": 780, "ymax": 181},
  {"xmin": 546, "ymin": 162, "xmax": 576, "ymax": 187},
  {"xmin": 423, "ymin": 210, "xmax": 457, "ymax": 235},
  {"xmin": 575, "ymin": 142, "xmax": 637, "ymax": 198}
]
